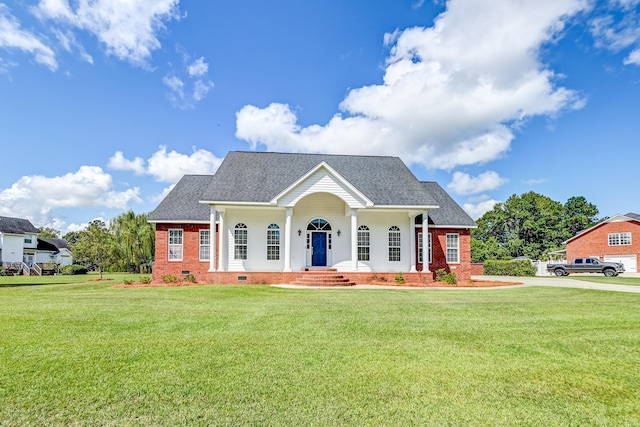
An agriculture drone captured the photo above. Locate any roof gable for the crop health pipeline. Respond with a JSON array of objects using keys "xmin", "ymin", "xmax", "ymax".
[
  {"xmin": 148, "ymin": 175, "xmax": 214, "ymax": 223},
  {"xmin": 421, "ymin": 182, "xmax": 476, "ymax": 228},
  {"xmin": 566, "ymin": 213, "xmax": 640, "ymax": 243},
  {"xmin": 270, "ymin": 161, "xmax": 373, "ymax": 208}
]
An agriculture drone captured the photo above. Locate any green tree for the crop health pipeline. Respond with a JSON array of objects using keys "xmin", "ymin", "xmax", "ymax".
[
  {"xmin": 70, "ymin": 220, "xmax": 117, "ymax": 278},
  {"xmin": 472, "ymin": 192, "xmax": 598, "ymax": 262},
  {"xmin": 110, "ymin": 211, "xmax": 155, "ymax": 273},
  {"xmin": 562, "ymin": 196, "xmax": 599, "ymax": 238},
  {"xmin": 38, "ymin": 227, "xmax": 60, "ymax": 238}
]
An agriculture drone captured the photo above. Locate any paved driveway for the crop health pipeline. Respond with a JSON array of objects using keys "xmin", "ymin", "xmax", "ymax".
[{"xmin": 473, "ymin": 275, "xmax": 640, "ymax": 294}]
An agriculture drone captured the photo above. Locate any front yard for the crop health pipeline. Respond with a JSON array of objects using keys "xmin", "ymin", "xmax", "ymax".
[{"xmin": 1, "ymin": 275, "xmax": 639, "ymax": 425}]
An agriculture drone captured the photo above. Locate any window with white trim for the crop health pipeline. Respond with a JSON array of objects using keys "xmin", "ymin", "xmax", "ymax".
[
  {"xmin": 388, "ymin": 226, "xmax": 401, "ymax": 262},
  {"xmin": 418, "ymin": 232, "xmax": 432, "ymax": 264},
  {"xmin": 446, "ymin": 233, "xmax": 459, "ymax": 263},
  {"xmin": 234, "ymin": 223, "xmax": 248, "ymax": 260},
  {"xmin": 267, "ymin": 224, "xmax": 280, "ymax": 261},
  {"xmin": 608, "ymin": 232, "xmax": 631, "ymax": 246},
  {"xmin": 357, "ymin": 225, "xmax": 370, "ymax": 261},
  {"xmin": 199, "ymin": 229, "xmax": 210, "ymax": 261},
  {"xmin": 168, "ymin": 229, "xmax": 183, "ymax": 261}
]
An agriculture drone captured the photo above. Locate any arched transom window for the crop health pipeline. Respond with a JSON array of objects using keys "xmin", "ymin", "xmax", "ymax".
[
  {"xmin": 357, "ymin": 225, "xmax": 370, "ymax": 261},
  {"xmin": 388, "ymin": 226, "xmax": 401, "ymax": 262}
]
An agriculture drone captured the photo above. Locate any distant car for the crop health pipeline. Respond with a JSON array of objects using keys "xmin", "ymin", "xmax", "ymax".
[{"xmin": 546, "ymin": 257, "xmax": 625, "ymax": 277}]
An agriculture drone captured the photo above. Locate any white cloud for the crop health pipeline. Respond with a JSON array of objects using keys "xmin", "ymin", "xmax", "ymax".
[
  {"xmin": 188, "ymin": 56, "xmax": 208, "ymax": 77},
  {"xmin": 522, "ymin": 178, "xmax": 547, "ymax": 185},
  {"xmin": 111, "ymin": 146, "xmax": 223, "ymax": 183},
  {"xmin": 236, "ymin": 0, "xmax": 588, "ymax": 170},
  {"xmin": 0, "ymin": 166, "xmax": 141, "ymax": 229},
  {"xmin": 463, "ymin": 195, "xmax": 501, "ymax": 219},
  {"xmin": 108, "ymin": 151, "xmax": 146, "ymax": 175},
  {"xmin": 0, "ymin": 4, "xmax": 57, "ymax": 70},
  {"xmin": 448, "ymin": 171, "xmax": 508, "ymax": 195},
  {"xmin": 590, "ymin": 4, "xmax": 640, "ymax": 66},
  {"xmin": 164, "ymin": 53, "xmax": 214, "ymax": 108},
  {"xmin": 33, "ymin": 0, "xmax": 180, "ymax": 67}
]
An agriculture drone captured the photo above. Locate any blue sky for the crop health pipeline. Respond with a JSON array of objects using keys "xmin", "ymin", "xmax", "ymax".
[{"xmin": 1, "ymin": 0, "xmax": 639, "ymax": 234}]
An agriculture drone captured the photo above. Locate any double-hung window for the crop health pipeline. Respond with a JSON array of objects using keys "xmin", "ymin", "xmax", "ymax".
[
  {"xmin": 446, "ymin": 233, "xmax": 459, "ymax": 263},
  {"xmin": 168, "ymin": 229, "xmax": 183, "ymax": 261},
  {"xmin": 357, "ymin": 225, "xmax": 370, "ymax": 261},
  {"xmin": 608, "ymin": 232, "xmax": 631, "ymax": 246},
  {"xmin": 199, "ymin": 229, "xmax": 210, "ymax": 261},
  {"xmin": 267, "ymin": 224, "xmax": 280, "ymax": 260},
  {"xmin": 388, "ymin": 226, "xmax": 401, "ymax": 262},
  {"xmin": 418, "ymin": 232, "xmax": 432, "ymax": 264},
  {"xmin": 234, "ymin": 223, "xmax": 248, "ymax": 260}
]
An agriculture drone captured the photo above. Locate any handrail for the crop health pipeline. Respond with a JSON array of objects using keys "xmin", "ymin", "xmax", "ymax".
[
  {"xmin": 21, "ymin": 262, "xmax": 30, "ymax": 276},
  {"xmin": 33, "ymin": 263, "xmax": 42, "ymax": 276}
]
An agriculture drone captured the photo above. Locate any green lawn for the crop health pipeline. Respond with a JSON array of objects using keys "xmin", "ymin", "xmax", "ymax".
[
  {"xmin": 1, "ymin": 276, "xmax": 639, "ymax": 426},
  {"xmin": 567, "ymin": 275, "xmax": 640, "ymax": 286}
]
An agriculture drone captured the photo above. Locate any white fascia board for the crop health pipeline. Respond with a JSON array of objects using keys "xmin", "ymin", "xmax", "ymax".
[
  {"xmin": 369, "ymin": 205, "xmax": 440, "ymax": 211},
  {"xmin": 269, "ymin": 161, "xmax": 374, "ymax": 207},
  {"xmin": 426, "ymin": 225, "xmax": 478, "ymax": 229},
  {"xmin": 198, "ymin": 200, "xmax": 276, "ymax": 207}
]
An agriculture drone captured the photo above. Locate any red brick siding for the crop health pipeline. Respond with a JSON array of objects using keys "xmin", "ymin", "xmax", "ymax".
[
  {"xmin": 415, "ymin": 228, "xmax": 472, "ymax": 281},
  {"xmin": 153, "ymin": 223, "xmax": 218, "ymax": 278},
  {"xmin": 566, "ymin": 220, "xmax": 640, "ymax": 265}
]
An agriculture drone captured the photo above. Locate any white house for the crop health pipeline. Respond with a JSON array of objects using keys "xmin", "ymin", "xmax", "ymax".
[{"xmin": 149, "ymin": 152, "xmax": 476, "ymax": 285}]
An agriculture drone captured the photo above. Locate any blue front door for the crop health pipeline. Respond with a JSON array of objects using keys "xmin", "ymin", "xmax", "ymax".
[{"xmin": 312, "ymin": 232, "xmax": 327, "ymax": 266}]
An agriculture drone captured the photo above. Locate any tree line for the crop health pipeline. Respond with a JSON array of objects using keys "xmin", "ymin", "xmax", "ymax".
[
  {"xmin": 40, "ymin": 211, "xmax": 155, "ymax": 276},
  {"xmin": 472, "ymin": 192, "xmax": 601, "ymax": 262}
]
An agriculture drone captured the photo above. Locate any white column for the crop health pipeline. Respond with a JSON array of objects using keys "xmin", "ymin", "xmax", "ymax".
[
  {"xmin": 218, "ymin": 209, "xmax": 226, "ymax": 272},
  {"xmin": 284, "ymin": 208, "xmax": 292, "ymax": 272},
  {"xmin": 422, "ymin": 211, "xmax": 430, "ymax": 273},
  {"xmin": 209, "ymin": 207, "xmax": 217, "ymax": 272},
  {"xmin": 409, "ymin": 215, "xmax": 417, "ymax": 272},
  {"xmin": 351, "ymin": 210, "xmax": 358, "ymax": 271}
]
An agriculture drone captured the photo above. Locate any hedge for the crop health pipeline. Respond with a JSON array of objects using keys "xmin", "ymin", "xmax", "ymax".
[
  {"xmin": 484, "ymin": 259, "xmax": 536, "ymax": 276},
  {"xmin": 61, "ymin": 264, "xmax": 88, "ymax": 275}
]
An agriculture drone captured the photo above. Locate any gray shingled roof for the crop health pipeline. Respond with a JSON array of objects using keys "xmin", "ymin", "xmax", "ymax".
[
  {"xmin": 421, "ymin": 182, "xmax": 477, "ymax": 227},
  {"xmin": 148, "ymin": 175, "xmax": 214, "ymax": 222},
  {"xmin": 199, "ymin": 151, "xmax": 439, "ymax": 206},
  {"xmin": 38, "ymin": 238, "xmax": 71, "ymax": 251},
  {"xmin": 0, "ymin": 216, "xmax": 39, "ymax": 234},
  {"xmin": 148, "ymin": 152, "xmax": 476, "ymax": 228},
  {"xmin": 625, "ymin": 212, "xmax": 640, "ymax": 221}
]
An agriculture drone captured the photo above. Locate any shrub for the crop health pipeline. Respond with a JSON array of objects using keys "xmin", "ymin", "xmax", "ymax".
[
  {"xmin": 61, "ymin": 264, "xmax": 88, "ymax": 275},
  {"xmin": 122, "ymin": 279, "xmax": 134, "ymax": 285},
  {"xmin": 394, "ymin": 272, "xmax": 406, "ymax": 284},
  {"xmin": 435, "ymin": 268, "xmax": 457, "ymax": 285},
  {"xmin": 161, "ymin": 274, "xmax": 178, "ymax": 283},
  {"xmin": 139, "ymin": 276, "xmax": 152, "ymax": 284},
  {"xmin": 183, "ymin": 273, "xmax": 196, "ymax": 283},
  {"xmin": 484, "ymin": 259, "xmax": 536, "ymax": 276}
]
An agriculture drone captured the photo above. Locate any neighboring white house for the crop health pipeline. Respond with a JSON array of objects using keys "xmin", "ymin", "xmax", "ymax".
[{"xmin": 0, "ymin": 216, "xmax": 72, "ymax": 273}]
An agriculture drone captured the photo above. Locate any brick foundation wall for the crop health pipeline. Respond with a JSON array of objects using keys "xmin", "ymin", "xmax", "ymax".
[{"xmin": 470, "ymin": 263, "xmax": 484, "ymax": 275}]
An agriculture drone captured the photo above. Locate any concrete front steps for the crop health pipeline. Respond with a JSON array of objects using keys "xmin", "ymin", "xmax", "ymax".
[{"xmin": 291, "ymin": 269, "xmax": 356, "ymax": 287}]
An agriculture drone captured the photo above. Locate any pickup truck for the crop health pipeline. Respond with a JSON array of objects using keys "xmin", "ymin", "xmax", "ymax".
[{"xmin": 546, "ymin": 258, "xmax": 625, "ymax": 277}]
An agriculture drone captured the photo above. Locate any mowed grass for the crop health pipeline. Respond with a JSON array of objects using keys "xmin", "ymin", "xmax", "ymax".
[{"xmin": 1, "ymin": 277, "xmax": 639, "ymax": 426}]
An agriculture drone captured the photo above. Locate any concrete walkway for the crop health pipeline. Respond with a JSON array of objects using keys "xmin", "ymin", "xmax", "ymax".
[
  {"xmin": 274, "ymin": 275, "xmax": 640, "ymax": 293},
  {"xmin": 472, "ymin": 275, "xmax": 640, "ymax": 294}
]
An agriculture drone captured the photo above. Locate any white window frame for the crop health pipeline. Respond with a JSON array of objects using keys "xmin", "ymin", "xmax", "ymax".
[
  {"xmin": 418, "ymin": 232, "xmax": 432, "ymax": 264},
  {"xmin": 267, "ymin": 224, "xmax": 280, "ymax": 261},
  {"xmin": 168, "ymin": 229, "xmax": 183, "ymax": 261},
  {"xmin": 446, "ymin": 233, "xmax": 460, "ymax": 264},
  {"xmin": 234, "ymin": 223, "xmax": 248, "ymax": 260},
  {"xmin": 388, "ymin": 226, "xmax": 401, "ymax": 262},
  {"xmin": 199, "ymin": 229, "xmax": 210, "ymax": 261},
  {"xmin": 608, "ymin": 232, "xmax": 632, "ymax": 246},
  {"xmin": 357, "ymin": 225, "xmax": 370, "ymax": 261}
]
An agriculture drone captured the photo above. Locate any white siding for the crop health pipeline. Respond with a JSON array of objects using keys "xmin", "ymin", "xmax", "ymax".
[
  {"xmin": 1, "ymin": 235, "xmax": 25, "ymax": 263},
  {"xmin": 277, "ymin": 169, "xmax": 368, "ymax": 208}
]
